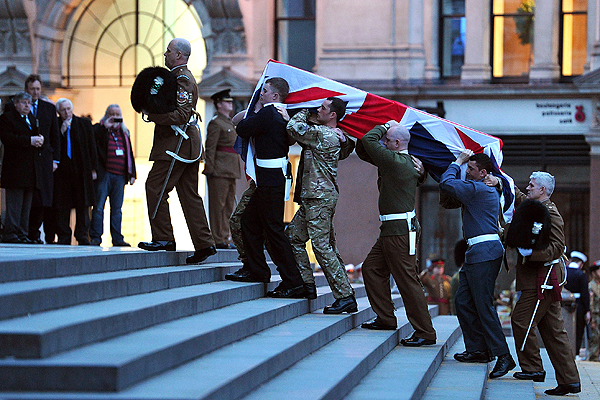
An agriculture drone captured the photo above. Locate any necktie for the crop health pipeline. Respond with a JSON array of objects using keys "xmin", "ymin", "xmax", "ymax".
[
  {"xmin": 32, "ymin": 101, "xmax": 37, "ymax": 117},
  {"xmin": 67, "ymin": 126, "xmax": 72, "ymax": 158},
  {"xmin": 24, "ymin": 115, "xmax": 32, "ymax": 129}
]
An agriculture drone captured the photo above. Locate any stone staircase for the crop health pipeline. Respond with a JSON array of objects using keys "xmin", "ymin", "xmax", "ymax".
[{"xmin": 0, "ymin": 244, "xmax": 544, "ymax": 399}]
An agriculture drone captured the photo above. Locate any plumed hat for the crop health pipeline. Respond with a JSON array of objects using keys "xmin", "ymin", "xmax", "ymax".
[
  {"xmin": 505, "ymin": 199, "xmax": 552, "ymax": 250},
  {"xmin": 130, "ymin": 67, "xmax": 177, "ymax": 114}
]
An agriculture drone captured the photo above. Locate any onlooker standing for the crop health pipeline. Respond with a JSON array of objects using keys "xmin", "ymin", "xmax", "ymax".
[
  {"xmin": 23, "ymin": 75, "xmax": 61, "ymax": 244},
  {"xmin": 54, "ymin": 98, "xmax": 98, "ymax": 245},
  {"xmin": 203, "ymin": 89, "xmax": 240, "ymax": 249},
  {"xmin": 565, "ymin": 250, "xmax": 591, "ymax": 359},
  {"xmin": 0, "ymin": 92, "xmax": 44, "ymax": 243},
  {"xmin": 588, "ymin": 260, "xmax": 600, "ymax": 362},
  {"xmin": 90, "ymin": 104, "xmax": 136, "ymax": 246},
  {"xmin": 420, "ymin": 257, "xmax": 452, "ymax": 315},
  {"xmin": 440, "ymin": 149, "xmax": 514, "ymax": 378}
]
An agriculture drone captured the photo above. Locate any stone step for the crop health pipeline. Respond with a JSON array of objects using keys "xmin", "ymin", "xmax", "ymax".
[
  {"xmin": 421, "ymin": 336, "xmax": 488, "ymax": 400},
  {"xmin": 344, "ymin": 315, "xmax": 461, "ymax": 400},
  {"xmin": 0, "ymin": 262, "xmax": 244, "ymax": 319},
  {"xmin": 0, "ymin": 279, "xmax": 269, "ymax": 358},
  {"xmin": 0, "ymin": 295, "xmax": 402, "ymax": 400},
  {"xmin": 0, "ymin": 283, "xmax": 366, "ymax": 392},
  {"xmin": 0, "ymin": 246, "xmax": 242, "ymax": 283}
]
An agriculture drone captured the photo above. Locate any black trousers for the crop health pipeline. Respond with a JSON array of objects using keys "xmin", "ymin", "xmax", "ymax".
[
  {"xmin": 2, "ymin": 187, "xmax": 33, "ymax": 241},
  {"xmin": 241, "ymin": 184, "xmax": 303, "ymax": 288}
]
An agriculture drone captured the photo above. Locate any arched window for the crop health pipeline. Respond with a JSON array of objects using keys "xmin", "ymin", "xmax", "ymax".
[{"xmin": 64, "ymin": 0, "xmax": 206, "ymax": 88}]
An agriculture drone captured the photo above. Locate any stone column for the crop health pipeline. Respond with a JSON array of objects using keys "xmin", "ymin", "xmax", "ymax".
[
  {"xmin": 587, "ymin": 99, "xmax": 600, "ymax": 262},
  {"xmin": 407, "ymin": 0, "xmax": 426, "ymax": 81},
  {"xmin": 589, "ymin": 0, "xmax": 600, "ymax": 71},
  {"xmin": 424, "ymin": 0, "xmax": 440, "ymax": 81},
  {"xmin": 529, "ymin": 0, "xmax": 561, "ymax": 83},
  {"xmin": 461, "ymin": 0, "xmax": 491, "ymax": 83}
]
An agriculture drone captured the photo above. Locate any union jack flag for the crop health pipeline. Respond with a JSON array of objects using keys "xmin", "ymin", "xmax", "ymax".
[{"xmin": 244, "ymin": 60, "xmax": 515, "ymax": 222}]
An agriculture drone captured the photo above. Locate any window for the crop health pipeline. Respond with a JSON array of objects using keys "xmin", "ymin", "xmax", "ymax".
[
  {"xmin": 492, "ymin": 0, "xmax": 534, "ymax": 80},
  {"xmin": 561, "ymin": 0, "xmax": 587, "ymax": 78},
  {"xmin": 440, "ymin": 0, "xmax": 465, "ymax": 78},
  {"xmin": 275, "ymin": 0, "xmax": 316, "ymax": 71}
]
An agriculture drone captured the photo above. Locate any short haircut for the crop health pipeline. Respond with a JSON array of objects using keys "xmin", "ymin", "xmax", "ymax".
[
  {"xmin": 327, "ymin": 97, "xmax": 346, "ymax": 122},
  {"xmin": 469, "ymin": 153, "xmax": 493, "ymax": 174},
  {"xmin": 265, "ymin": 77, "xmax": 289, "ymax": 101},
  {"xmin": 530, "ymin": 171, "xmax": 555, "ymax": 196},
  {"xmin": 56, "ymin": 98, "xmax": 73, "ymax": 110},
  {"xmin": 24, "ymin": 74, "xmax": 42, "ymax": 90},
  {"xmin": 13, "ymin": 91, "xmax": 32, "ymax": 103},
  {"xmin": 171, "ymin": 38, "xmax": 191, "ymax": 57}
]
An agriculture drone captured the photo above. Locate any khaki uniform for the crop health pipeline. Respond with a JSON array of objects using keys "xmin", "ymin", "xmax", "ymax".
[
  {"xmin": 420, "ymin": 271, "xmax": 452, "ymax": 315},
  {"xmin": 589, "ymin": 279, "xmax": 600, "ymax": 361},
  {"xmin": 145, "ymin": 65, "xmax": 213, "ymax": 250},
  {"xmin": 511, "ymin": 187, "xmax": 579, "ymax": 383},
  {"xmin": 203, "ymin": 113, "xmax": 241, "ymax": 244},
  {"xmin": 285, "ymin": 110, "xmax": 354, "ymax": 299}
]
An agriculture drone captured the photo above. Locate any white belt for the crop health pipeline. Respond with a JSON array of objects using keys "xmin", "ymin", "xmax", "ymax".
[
  {"xmin": 467, "ymin": 234, "xmax": 500, "ymax": 247},
  {"xmin": 379, "ymin": 210, "xmax": 417, "ymax": 256},
  {"xmin": 544, "ymin": 258, "xmax": 561, "ymax": 266},
  {"xmin": 256, "ymin": 157, "xmax": 287, "ymax": 168},
  {"xmin": 379, "ymin": 210, "xmax": 416, "ymax": 222}
]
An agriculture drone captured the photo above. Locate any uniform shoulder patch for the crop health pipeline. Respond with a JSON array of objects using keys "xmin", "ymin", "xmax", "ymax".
[{"xmin": 177, "ymin": 74, "xmax": 190, "ymax": 80}]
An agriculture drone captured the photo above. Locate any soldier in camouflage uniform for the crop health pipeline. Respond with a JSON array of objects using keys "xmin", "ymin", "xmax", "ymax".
[
  {"xmin": 589, "ymin": 260, "xmax": 600, "ymax": 362},
  {"xmin": 280, "ymin": 98, "xmax": 357, "ymax": 314}
]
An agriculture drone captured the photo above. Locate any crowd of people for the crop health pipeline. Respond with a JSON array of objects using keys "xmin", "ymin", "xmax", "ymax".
[
  {"xmin": 2, "ymin": 36, "xmax": 597, "ymax": 397},
  {"xmin": 0, "ymin": 75, "xmax": 136, "ymax": 246}
]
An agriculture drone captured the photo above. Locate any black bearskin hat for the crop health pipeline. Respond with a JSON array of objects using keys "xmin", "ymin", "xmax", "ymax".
[
  {"xmin": 505, "ymin": 199, "xmax": 552, "ymax": 250},
  {"xmin": 130, "ymin": 67, "xmax": 177, "ymax": 114}
]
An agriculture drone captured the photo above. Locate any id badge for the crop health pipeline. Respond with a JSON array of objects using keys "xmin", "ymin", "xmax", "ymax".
[{"xmin": 115, "ymin": 149, "xmax": 124, "ymax": 156}]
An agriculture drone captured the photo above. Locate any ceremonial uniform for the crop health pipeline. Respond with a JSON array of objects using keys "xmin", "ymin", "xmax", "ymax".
[
  {"xmin": 203, "ymin": 112, "xmax": 241, "ymax": 245},
  {"xmin": 236, "ymin": 104, "xmax": 304, "ymax": 289},
  {"xmin": 285, "ymin": 109, "xmax": 354, "ymax": 300},
  {"xmin": 440, "ymin": 162, "xmax": 508, "ymax": 357},
  {"xmin": 420, "ymin": 270, "xmax": 452, "ymax": 315},
  {"xmin": 145, "ymin": 64, "xmax": 214, "ymax": 251},
  {"xmin": 510, "ymin": 187, "xmax": 580, "ymax": 384},
  {"xmin": 360, "ymin": 125, "xmax": 436, "ymax": 339}
]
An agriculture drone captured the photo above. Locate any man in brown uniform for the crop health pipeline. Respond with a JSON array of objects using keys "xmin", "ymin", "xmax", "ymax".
[
  {"xmin": 488, "ymin": 171, "xmax": 581, "ymax": 395},
  {"xmin": 138, "ymin": 38, "xmax": 216, "ymax": 264},
  {"xmin": 203, "ymin": 89, "xmax": 241, "ymax": 249}
]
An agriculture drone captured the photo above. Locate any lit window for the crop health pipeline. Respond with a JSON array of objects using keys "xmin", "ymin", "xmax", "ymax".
[
  {"xmin": 492, "ymin": 0, "xmax": 534, "ymax": 80},
  {"xmin": 440, "ymin": 0, "xmax": 465, "ymax": 78},
  {"xmin": 561, "ymin": 0, "xmax": 587, "ymax": 77},
  {"xmin": 275, "ymin": 0, "xmax": 316, "ymax": 71}
]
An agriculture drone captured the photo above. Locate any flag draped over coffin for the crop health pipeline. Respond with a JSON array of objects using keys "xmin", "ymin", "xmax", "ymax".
[{"xmin": 242, "ymin": 59, "xmax": 515, "ymax": 222}]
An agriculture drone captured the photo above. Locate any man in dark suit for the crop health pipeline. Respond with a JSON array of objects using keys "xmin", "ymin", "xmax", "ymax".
[
  {"xmin": 23, "ymin": 74, "xmax": 61, "ymax": 244},
  {"xmin": 566, "ymin": 250, "xmax": 591, "ymax": 359},
  {"xmin": 0, "ymin": 92, "xmax": 45, "ymax": 243},
  {"xmin": 54, "ymin": 98, "xmax": 98, "ymax": 245},
  {"xmin": 138, "ymin": 38, "xmax": 216, "ymax": 264},
  {"xmin": 227, "ymin": 77, "xmax": 306, "ymax": 298}
]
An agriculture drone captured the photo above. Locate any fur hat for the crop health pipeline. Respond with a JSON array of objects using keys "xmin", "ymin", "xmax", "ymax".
[
  {"xmin": 505, "ymin": 199, "xmax": 552, "ymax": 250},
  {"xmin": 130, "ymin": 67, "xmax": 178, "ymax": 114}
]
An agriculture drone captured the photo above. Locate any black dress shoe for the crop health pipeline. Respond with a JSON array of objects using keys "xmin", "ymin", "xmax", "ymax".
[
  {"xmin": 323, "ymin": 295, "xmax": 358, "ymax": 314},
  {"xmin": 489, "ymin": 353, "xmax": 516, "ymax": 379},
  {"xmin": 400, "ymin": 335, "xmax": 436, "ymax": 347},
  {"xmin": 225, "ymin": 269, "xmax": 269, "ymax": 283},
  {"xmin": 186, "ymin": 246, "xmax": 217, "ymax": 264},
  {"xmin": 113, "ymin": 241, "xmax": 131, "ymax": 247},
  {"xmin": 361, "ymin": 319, "xmax": 397, "ymax": 330},
  {"xmin": 544, "ymin": 383, "xmax": 581, "ymax": 396},
  {"xmin": 138, "ymin": 240, "xmax": 176, "ymax": 251},
  {"xmin": 215, "ymin": 242, "xmax": 236, "ymax": 249},
  {"xmin": 29, "ymin": 238, "xmax": 44, "ymax": 244},
  {"xmin": 266, "ymin": 285, "xmax": 307, "ymax": 298},
  {"xmin": 454, "ymin": 350, "xmax": 494, "ymax": 363},
  {"xmin": 2, "ymin": 237, "xmax": 22, "ymax": 244},
  {"xmin": 304, "ymin": 283, "xmax": 317, "ymax": 300},
  {"xmin": 513, "ymin": 370, "xmax": 546, "ymax": 382}
]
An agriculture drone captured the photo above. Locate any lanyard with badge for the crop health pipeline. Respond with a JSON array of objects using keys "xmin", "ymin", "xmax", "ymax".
[{"xmin": 110, "ymin": 130, "xmax": 124, "ymax": 156}]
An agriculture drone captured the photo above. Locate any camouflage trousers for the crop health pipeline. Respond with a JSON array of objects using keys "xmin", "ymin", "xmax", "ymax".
[
  {"xmin": 286, "ymin": 197, "xmax": 353, "ymax": 299},
  {"xmin": 229, "ymin": 180, "xmax": 273, "ymax": 263},
  {"xmin": 589, "ymin": 314, "xmax": 600, "ymax": 362}
]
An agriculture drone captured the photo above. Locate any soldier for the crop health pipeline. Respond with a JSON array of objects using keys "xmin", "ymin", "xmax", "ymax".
[
  {"xmin": 420, "ymin": 257, "xmax": 452, "ymax": 315},
  {"xmin": 203, "ymin": 89, "xmax": 241, "ymax": 249},
  {"xmin": 589, "ymin": 260, "xmax": 600, "ymax": 362},
  {"xmin": 279, "ymin": 98, "xmax": 357, "ymax": 313}
]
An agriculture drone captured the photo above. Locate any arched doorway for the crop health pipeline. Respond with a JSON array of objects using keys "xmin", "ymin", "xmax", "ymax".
[{"xmin": 57, "ymin": 0, "xmax": 207, "ymax": 249}]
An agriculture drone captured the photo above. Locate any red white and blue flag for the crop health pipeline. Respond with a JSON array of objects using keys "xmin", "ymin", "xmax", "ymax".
[{"xmin": 245, "ymin": 60, "xmax": 515, "ymax": 222}]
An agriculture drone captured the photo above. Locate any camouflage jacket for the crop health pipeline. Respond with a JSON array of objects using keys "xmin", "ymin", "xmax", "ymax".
[
  {"xmin": 591, "ymin": 279, "xmax": 600, "ymax": 316},
  {"xmin": 287, "ymin": 109, "xmax": 342, "ymax": 200}
]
